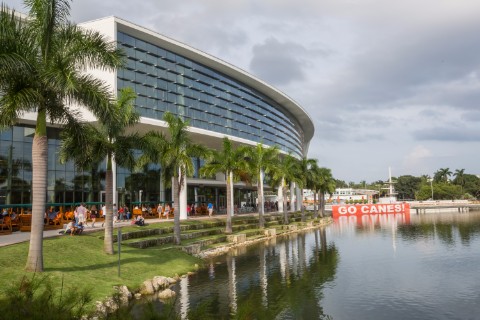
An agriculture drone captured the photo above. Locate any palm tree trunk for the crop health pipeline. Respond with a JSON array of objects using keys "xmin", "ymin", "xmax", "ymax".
[
  {"xmin": 282, "ymin": 178, "xmax": 289, "ymax": 225},
  {"xmin": 300, "ymin": 187, "xmax": 305, "ymax": 222},
  {"xmin": 258, "ymin": 170, "xmax": 265, "ymax": 228},
  {"xmin": 313, "ymin": 192, "xmax": 318, "ymax": 219},
  {"xmin": 225, "ymin": 170, "xmax": 233, "ymax": 234},
  {"xmin": 320, "ymin": 192, "xmax": 325, "ymax": 218},
  {"xmin": 173, "ymin": 173, "xmax": 181, "ymax": 245},
  {"xmin": 25, "ymin": 134, "xmax": 47, "ymax": 272},
  {"xmin": 104, "ymin": 155, "xmax": 114, "ymax": 254}
]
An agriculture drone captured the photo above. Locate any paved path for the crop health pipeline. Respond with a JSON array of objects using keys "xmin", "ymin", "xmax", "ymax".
[
  {"xmin": 0, "ymin": 217, "xmax": 179, "ymax": 247},
  {"xmin": 0, "ymin": 211, "xmax": 276, "ymax": 248}
]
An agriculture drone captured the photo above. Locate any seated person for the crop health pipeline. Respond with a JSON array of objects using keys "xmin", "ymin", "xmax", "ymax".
[
  {"xmin": 48, "ymin": 208, "xmax": 57, "ymax": 221},
  {"xmin": 132, "ymin": 215, "xmax": 145, "ymax": 226},
  {"xmin": 64, "ymin": 221, "xmax": 75, "ymax": 234},
  {"xmin": 74, "ymin": 222, "xmax": 84, "ymax": 235}
]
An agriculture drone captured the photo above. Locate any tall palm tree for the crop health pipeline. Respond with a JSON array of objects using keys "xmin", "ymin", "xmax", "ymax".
[
  {"xmin": 434, "ymin": 168, "xmax": 452, "ymax": 183},
  {"xmin": 0, "ymin": 1, "xmax": 124, "ymax": 271},
  {"xmin": 270, "ymin": 153, "xmax": 299, "ymax": 225},
  {"xmin": 59, "ymin": 87, "xmax": 139, "ymax": 254},
  {"xmin": 315, "ymin": 167, "xmax": 336, "ymax": 218},
  {"xmin": 141, "ymin": 112, "xmax": 207, "ymax": 245},
  {"xmin": 297, "ymin": 157, "xmax": 318, "ymax": 222},
  {"xmin": 245, "ymin": 143, "xmax": 279, "ymax": 229},
  {"xmin": 200, "ymin": 137, "xmax": 248, "ymax": 233},
  {"xmin": 453, "ymin": 169, "xmax": 465, "ymax": 195}
]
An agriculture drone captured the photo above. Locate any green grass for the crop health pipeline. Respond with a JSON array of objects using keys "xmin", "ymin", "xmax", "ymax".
[{"xmin": 0, "ymin": 230, "xmax": 203, "ymax": 310}]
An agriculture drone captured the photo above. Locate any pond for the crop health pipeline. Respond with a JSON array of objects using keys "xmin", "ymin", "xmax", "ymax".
[{"xmin": 136, "ymin": 211, "xmax": 480, "ymax": 319}]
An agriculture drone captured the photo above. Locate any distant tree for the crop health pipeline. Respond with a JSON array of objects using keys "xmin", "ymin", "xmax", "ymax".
[
  {"xmin": 434, "ymin": 168, "xmax": 452, "ymax": 183},
  {"xmin": 417, "ymin": 183, "xmax": 462, "ymax": 200},
  {"xmin": 335, "ymin": 179, "xmax": 348, "ymax": 188},
  {"xmin": 395, "ymin": 175, "xmax": 422, "ymax": 200},
  {"xmin": 462, "ymin": 174, "xmax": 480, "ymax": 199},
  {"xmin": 453, "ymin": 169, "xmax": 466, "ymax": 194}
]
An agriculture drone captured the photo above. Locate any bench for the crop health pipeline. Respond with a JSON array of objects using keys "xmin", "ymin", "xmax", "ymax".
[
  {"xmin": 0, "ymin": 216, "xmax": 12, "ymax": 234},
  {"xmin": 19, "ymin": 214, "xmax": 32, "ymax": 232}
]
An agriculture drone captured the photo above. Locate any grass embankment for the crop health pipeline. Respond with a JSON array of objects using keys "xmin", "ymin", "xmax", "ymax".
[{"xmin": 0, "ymin": 221, "xmax": 203, "ymax": 307}]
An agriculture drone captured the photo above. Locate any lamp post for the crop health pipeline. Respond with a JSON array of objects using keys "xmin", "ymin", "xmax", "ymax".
[
  {"xmin": 428, "ymin": 179, "xmax": 434, "ymax": 200},
  {"xmin": 139, "ymin": 190, "xmax": 143, "ymax": 205}
]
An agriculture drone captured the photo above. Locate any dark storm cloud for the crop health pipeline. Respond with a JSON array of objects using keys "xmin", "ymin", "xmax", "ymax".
[
  {"xmin": 413, "ymin": 127, "xmax": 480, "ymax": 142},
  {"xmin": 249, "ymin": 37, "xmax": 309, "ymax": 86}
]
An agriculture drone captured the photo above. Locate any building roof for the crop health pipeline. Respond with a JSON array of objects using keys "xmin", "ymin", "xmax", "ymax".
[{"xmin": 80, "ymin": 16, "xmax": 315, "ymax": 144}]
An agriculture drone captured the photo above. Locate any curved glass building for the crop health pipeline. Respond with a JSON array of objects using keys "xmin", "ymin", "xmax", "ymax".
[{"xmin": 0, "ymin": 16, "xmax": 314, "ymax": 216}]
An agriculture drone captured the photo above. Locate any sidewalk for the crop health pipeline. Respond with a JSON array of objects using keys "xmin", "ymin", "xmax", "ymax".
[
  {"xmin": 0, "ymin": 212, "xmax": 264, "ymax": 248},
  {"xmin": 0, "ymin": 217, "xmax": 168, "ymax": 247}
]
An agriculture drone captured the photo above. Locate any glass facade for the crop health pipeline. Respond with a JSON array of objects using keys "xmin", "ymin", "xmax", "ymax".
[{"xmin": 117, "ymin": 32, "xmax": 305, "ymax": 158}]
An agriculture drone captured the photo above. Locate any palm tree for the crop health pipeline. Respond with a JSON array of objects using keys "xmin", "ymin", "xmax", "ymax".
[
  {"xmin": 270, "ymin": 153, "xmax": 299, "ymax": 225},
  {"xmin": 0, "ymin": 1, "xmax": 124, "ymax": 271},
  {"xmin": 434, "ymin": 168, "xmax": 452, "ymax": 183},
  {"xmin": 315, "ymin": 167, "xmax": 336, "ymax": 218},
  {"xmin": 453, "ymin": 169, "xmax": 465, "ymax": 195},
  {"xmin": 200, "ymin": 137, "xmax": 248, "ymax": 233},
  {"xmin": 59, "ymin": 87, "xmax": 139, "ymax": 254},
  {"xmin": 244, "ymin": 143, "xmax": 279, "ymax": 228},
  {"xmin": 297, "ymin": 157, "xmax": 318, "ymax": 222},
  {"xmin": 141, "ymin": 112, "xmax": 207, "ymax": 245}
]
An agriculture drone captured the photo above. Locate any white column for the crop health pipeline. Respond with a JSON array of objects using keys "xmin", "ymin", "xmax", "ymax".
[
  {"xmin": 277, "ymin": 183, "xmax": 283, "ymax": 212},
  {"xmin": 112, "ymin": 156, "xmax": 117, "ymax": 206},
  {"xmin": 289, "ymin": 182, "xmax": 295, "ymax": 212},
  {"xmin": 229, "ymin": 171, "xmax": 235, "ymax": 216},
  {"xmin": 180, "ymin": 178, "xmax": 188, "ymax": 220},
  {"xmin": 296, "ymin": 186, "xmax": 302, "ymax": 211}
]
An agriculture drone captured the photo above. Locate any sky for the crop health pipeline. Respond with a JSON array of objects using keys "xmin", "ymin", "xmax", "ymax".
[{"xmin": 7, "ymin": 0, "xmax": 480, "ymax": 183}]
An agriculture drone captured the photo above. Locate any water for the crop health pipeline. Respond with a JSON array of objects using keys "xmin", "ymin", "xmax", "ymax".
[{"xmin": 137, "ymin": 211, "xmax": 480, "ymax": 319}]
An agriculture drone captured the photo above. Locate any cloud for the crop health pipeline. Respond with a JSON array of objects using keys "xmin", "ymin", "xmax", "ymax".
[
  {"xmin": 249, "ymin": 37, "xmax": 311, "ymax": 85},
  {"xmin": 413, "ymin": 127, "xmax": 480, "ymax": 142}
]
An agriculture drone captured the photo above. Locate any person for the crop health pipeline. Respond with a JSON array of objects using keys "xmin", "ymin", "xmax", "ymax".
[
  {"xmin": 134, "ymin": 215, "xmax": 145, "ymax": 226},
  {"xmin": 75, "ymin": 203, "xmax": 87, "ymax": 226},
  {"xmin": 113, "ymin": 203, "xmax": 118, "ymax": 223},
  {"xmin": 163, "ymin": 203, "xmax": 170, "ymax": 219},
  {"xmin": 187, "ymin": 204, "xmax": 191, "ymax": 216},
  {"xmin": 124, "ymin": 205, "xmax": 131, "ymax": 220},
  {"xmin": 90, "ymin": 205, "xmax": 97, "ymax": 228},
  {"xmin": 101, "ymin": 204, "xmax": 106, "ymax": 227},
  {"xmin": 2, "ymin": 208, "xmax": 8, "ymax": 217},
  {"xmin": 207, "ymin": 202, "xmax": 214, "ymax": 217},
  {"xmin": 118, "ymin": 206, "xmax": 125, "ymax": 222},
  {"xmin": 157, "ymin": 203, "xmax": 163, "ymax": 219}
]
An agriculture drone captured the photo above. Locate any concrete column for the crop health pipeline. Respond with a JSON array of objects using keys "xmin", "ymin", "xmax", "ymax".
[
  {"xmin": 180, "ymin": 178, "xmax": 188, "ymax": 220},
  {"xmin": 290, "ymin": 182, "xmax": 296, "ymax": 212},
  {"xmin": 296, "ymin": 187, "xmax": 302, "ymax": 212},
  {"xmin": 277, "ymin": 183, "xmax": 283, "ymax": 212}
]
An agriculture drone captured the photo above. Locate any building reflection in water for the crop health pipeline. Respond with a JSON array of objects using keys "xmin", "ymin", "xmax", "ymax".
[{"xmin": 155, "ymin": 226, "xmax": 337, "ymax": 319}]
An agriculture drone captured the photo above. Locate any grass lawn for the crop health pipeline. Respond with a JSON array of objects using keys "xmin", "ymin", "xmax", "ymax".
[{"xmin": 0, "ymin": 227, "xmax": 203, "ymax": 308}]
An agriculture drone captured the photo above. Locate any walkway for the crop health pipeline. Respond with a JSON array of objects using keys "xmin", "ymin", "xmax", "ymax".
[
  {"xmin": 0, "ymin": 212, "xmax": 267, "ymax": 247},
  {"xmin": 0, "ymin": 217, "xmax": 185, "ymax": 247}
]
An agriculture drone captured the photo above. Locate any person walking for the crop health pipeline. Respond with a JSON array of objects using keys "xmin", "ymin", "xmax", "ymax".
[
  {"xmin": 207, "ymin": 202, "xmax": 214, "ymax": 217},
  {"xmin": 76, "ymin": 203, "xmax": 87, "ymax": 226},
  {"xmin": 101, "ymin": 204, "xmax": 106, "ymax": 227},
  {"xmin": 163, "ymin": 203, "xmax": 170, "ymax": 219}
]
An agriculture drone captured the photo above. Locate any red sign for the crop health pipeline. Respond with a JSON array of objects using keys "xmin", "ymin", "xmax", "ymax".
[{"xmin": 332, "ymin": 203, "xmax": 410, "ymax": 218}]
